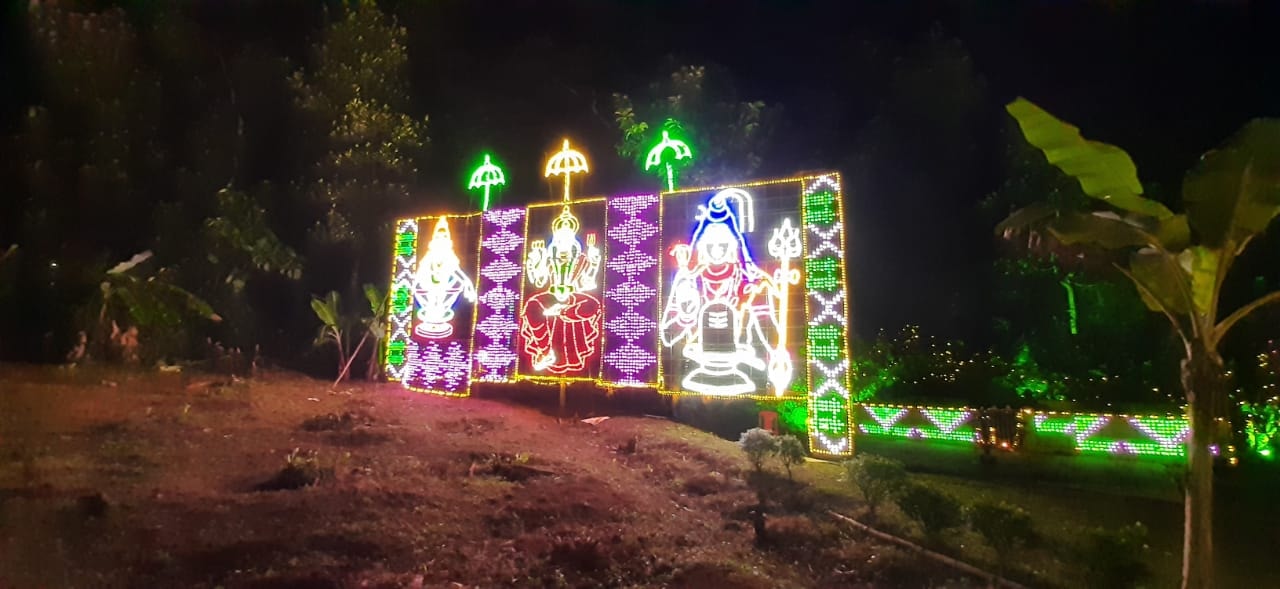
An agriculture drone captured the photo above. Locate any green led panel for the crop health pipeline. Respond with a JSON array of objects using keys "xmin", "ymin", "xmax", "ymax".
[
  {"xmin": 802, "ymin": 175, "xmax": 854, "ymax": 457},
  {"xmin": 1031, "ymin": 412, "xmax": 1189, "ymax": 459},
  {"xmin": 384, "ymin": 219, "xmax": 420, "ymax": 378},
  {"xmin": 857, "ymin": 405, "xmax": 980, "ymax": 445}
]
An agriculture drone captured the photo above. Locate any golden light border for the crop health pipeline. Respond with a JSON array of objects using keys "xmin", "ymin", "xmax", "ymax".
[
  {"xmin": 400, "ymin": 211, "xmax": 483, "ymax": 398},
  {"xmin": 512, "ymin": 195, "xmax": 610, "ymax": 384}
]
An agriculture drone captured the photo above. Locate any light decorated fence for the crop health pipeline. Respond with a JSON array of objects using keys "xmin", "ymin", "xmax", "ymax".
[{"xmin": 855, "ymin": 403, "xmax": 1242, "ymax": 462}]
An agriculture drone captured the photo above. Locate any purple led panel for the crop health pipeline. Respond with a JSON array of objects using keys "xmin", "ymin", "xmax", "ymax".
[
  {"xmin": 404, "ymin": 339, "xmax": 471, "ymax": 393},
  {"xmin": 473, "ymin": 207, "xmax": 526, "ymax": 382},
  {"xmin": 602, "ymin": 193, "xmax": 660, "ymax": 386}
]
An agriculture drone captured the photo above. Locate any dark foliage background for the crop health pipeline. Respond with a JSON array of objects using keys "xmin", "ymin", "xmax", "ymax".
[{"xmin": 1, "ymin": 0, "xmax": 1277, "ymax": 409}]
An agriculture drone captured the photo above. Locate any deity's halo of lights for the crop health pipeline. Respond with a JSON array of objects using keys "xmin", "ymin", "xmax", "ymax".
[{"xmin": 544, "ymin": 138, "xmax": 590, "ymax": 202}]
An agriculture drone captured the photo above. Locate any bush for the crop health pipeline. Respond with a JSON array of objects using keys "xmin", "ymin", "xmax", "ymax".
[
  {"xmin": 897, "ymin": 483, "xmax": 962, "ymax": 540},
  {"xmin": 776, "ymin": 434, "xmax": 806, "ymax": 480},
  {"xmin": 965, "ymin": 500, "xmax": 1036, "ymax": 557},
  {"xmin": 842, "ymin": 454, "xmax": 908, "ymax": 520},
  {"xmin": 1080, "ymin": 522, "xmax": 1148, "ymax": 588},
  {"xmin": 738, "ymin": 428, "xmax": 779, "ymax": 472}
]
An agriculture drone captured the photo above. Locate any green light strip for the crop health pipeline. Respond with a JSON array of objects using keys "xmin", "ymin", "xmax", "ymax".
[
  {"xmin": 859, "ymin": 423, "xmax": 980, "ymax": 444},
  {"xmin": 384, "ymin": 220, "xmax": 419, "ymax": 378},
  {"xmin": 803, "ymin": 176, "xmax": 854, "ymax": 457}
]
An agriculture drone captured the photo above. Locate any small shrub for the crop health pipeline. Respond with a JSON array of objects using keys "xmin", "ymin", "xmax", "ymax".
[
  {"xmin": 1080, "ymin": 521, "xmax": 1148, "ymax": 589},
  {"xmin": 737, "ymin": 428, "xmax": 778, "ymax": 472},
  {"xmin": 776, "ymin": 435, "xmax": 806, "ymax": 480},
  {"xmin": 842, "ymin": 454, "xmax": 908, "ymax": 520},
  {"xmin": 965, "ymin": 501, "xmax": 1036, "ymax": 561},
  {"xmin": 897, "ymin": 483, "xmax": 962, "ymax": 540},
  {"xmin": 254, "ymin": 448, "xmax": 327, "ymax": 491}
]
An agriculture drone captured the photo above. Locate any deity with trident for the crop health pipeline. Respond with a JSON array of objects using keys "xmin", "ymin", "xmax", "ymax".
[
  {"xmin": 520, "ymin": 206, "xmax": 603, "ymax": 373},
  {"xmin": 660, "ymin": 188, "xmax": 799, "ymax": 396},
  {"xmin": 413, "ymin": 217, "xmax": 477, "ymax": 339}
]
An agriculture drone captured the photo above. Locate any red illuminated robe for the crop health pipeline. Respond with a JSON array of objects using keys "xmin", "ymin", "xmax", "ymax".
[{"xmin": 520, "ymin": 291, "xmax": 601, "ymax": 374}]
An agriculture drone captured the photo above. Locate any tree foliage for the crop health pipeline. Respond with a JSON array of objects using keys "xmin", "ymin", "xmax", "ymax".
[
  {"xmin": 292, "ymin": 0, "xmax": 428, "ymax": 248},
  {"xmin": 998, "ymin": 97, "xmax": 1280, "ymax": 589},
  {"xmin": 850, "ymin": 333, "xmax": 902, "ymax": 402},
  {"xmin": 612, "ymin": 64, "xmax": 775, "ymax": 185}
]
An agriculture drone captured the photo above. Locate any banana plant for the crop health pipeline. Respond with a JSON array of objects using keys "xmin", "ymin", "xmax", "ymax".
[
  {"xmin": 311, "ymin": 291, "xmax": 348, "ymax": 380},
  {"xmin": 98, "ymin": 250, "xmax": 221, "ymax": 349},
  {"xmin": 312, "ymin": 284, "xmax": 388, "ymax": 385},
  {"xmin": 361, "ymin": 283, "xmax": 388, "ymax": 381},
  {"xmin": 997, "ymin": 98, "xmax": 1280, "ymax": 589}
]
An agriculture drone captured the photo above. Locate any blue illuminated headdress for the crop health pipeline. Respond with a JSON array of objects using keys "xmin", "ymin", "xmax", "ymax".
[{"xmin": 690, "ymin": 188, "xmax": 759, "ymax": 274}]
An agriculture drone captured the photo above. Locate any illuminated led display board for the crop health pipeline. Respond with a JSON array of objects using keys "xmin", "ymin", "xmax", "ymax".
[
  {"xmin": 516, "ymin": 198, "xmax": 608, "ymax": 381},
  {"xmin": 385, "ymin": 172, "xmax": 853, "ymax": 456},
  {"xmin": 385, "ymin": 213, "xmax": 483, "ymax": 396}
]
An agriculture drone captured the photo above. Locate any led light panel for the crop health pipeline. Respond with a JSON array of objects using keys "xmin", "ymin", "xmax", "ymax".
[{"xmin": 384, "ymin": 172, "xmax": 855, "ymax": 457}]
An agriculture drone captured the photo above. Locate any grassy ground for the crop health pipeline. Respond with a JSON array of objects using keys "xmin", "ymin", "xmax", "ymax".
[
  {"xmin": 1, "ymin": 365, "xmax": 978, "ymax": 589},
  {"xmin": 818, "ymin": 437, "xmax": 1280, "ymax": 589},
  {"xmin": 4, "ymin": 365, "xmax": 1274, "ymax": 588}
]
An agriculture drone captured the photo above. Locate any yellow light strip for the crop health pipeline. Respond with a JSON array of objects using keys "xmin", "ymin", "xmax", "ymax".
[
  {"xmin": 834, "ymin": 172, "xmax": 855, "ymax": 455},
  {"xmin": 465, "ymin": 212, "xmax": 483, "ymax": 396},
  {"xmin": 525, "ymin": 195, "xmax": 608, "ymax": 209},
  {"xmin": 512, "ymin": 204, "xmax": 532, "ymax": 382}
]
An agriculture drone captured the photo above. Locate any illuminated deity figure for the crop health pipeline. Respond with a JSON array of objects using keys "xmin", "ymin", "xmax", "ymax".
[
  {"xmin": 662, "ymin": 189, "xmax": 797, "ymax": 396},
  {"xmin": 520, "ymin": 207, "xmax": 603, "ymax": 373},
  {"xmin": 413, "ymin": 217, "xmax": 477, "ymax": 339}
]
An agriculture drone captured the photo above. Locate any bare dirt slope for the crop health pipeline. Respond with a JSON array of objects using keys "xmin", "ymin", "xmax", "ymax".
[{"xmin": 0, "ymin": 366, "xmax": 969, "ymax": 589}]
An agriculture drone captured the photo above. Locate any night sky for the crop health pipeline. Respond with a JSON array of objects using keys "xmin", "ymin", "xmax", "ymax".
[{"xmin": 2, "ymin": 0, "xmax": 1277, "ymax": 346}]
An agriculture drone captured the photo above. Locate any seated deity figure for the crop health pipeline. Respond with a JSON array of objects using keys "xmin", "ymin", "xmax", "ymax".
[
  {"xmin": 661, "ymin": 190, "xmax": 785, "ymax": 396},
  {"xmin": 413, "ymin": 217, "xmax": 477, "ymax": 339},
  {"xmin": 520, "ymin": 206, "xmax": 603, "ymax": 373}
]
